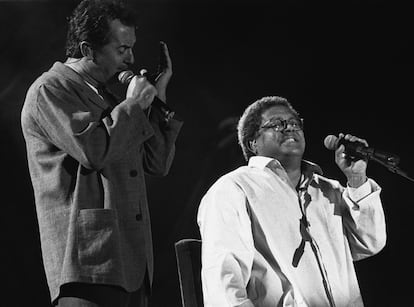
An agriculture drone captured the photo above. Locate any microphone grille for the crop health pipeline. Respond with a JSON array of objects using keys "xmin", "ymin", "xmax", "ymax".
[
  {"xmin": 118, "ymin": 70, "xmax": 134, "ymax": 84},
  {"xmin": 324, "ymin": 135, "xmax": 338, "ymax": 150}
]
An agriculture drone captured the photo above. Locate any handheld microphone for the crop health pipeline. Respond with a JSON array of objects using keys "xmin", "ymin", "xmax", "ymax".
[
  {"xmin": 118, "ymin": 70, "xmax": 174, "ymax": 120},
  {"xmin": 324, "ymin": 134, "xmax": 400, "ymax": 165}
]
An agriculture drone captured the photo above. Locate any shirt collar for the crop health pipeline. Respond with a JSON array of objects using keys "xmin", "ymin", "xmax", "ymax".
[
  {"xmin": 301, "ymin": 159, "xmax": 323, "ymax": 177},
  {"xmin": 248, "ymin": 156, "xmax": 275, "ymax": 170},
  {"xmin": 248, "ymin": 156, "xmax": 323, "ymax": 178}
]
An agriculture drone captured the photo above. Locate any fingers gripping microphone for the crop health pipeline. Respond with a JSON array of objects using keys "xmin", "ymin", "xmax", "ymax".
[
  {"xmin": 324, "ymin": 135, "xmax": 400, "ymax": 165},
  {"xmin": 118, "ymin": 70, "xmax": 137, "ymax": 84},
  {"xmin": 118, "ymin": 70, "xmax": 174, "ymax": 120}
]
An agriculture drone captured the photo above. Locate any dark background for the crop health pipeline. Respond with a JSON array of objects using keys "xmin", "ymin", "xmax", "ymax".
[{"xmin": 1, "ymin": 0, "xmax": 413, "ymax": 306}]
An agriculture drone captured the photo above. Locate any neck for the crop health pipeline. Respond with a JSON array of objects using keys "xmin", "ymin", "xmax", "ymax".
[
  {"xmin": 65, "ymin": 57, "xmax": 103, "ymax": 87},
  {"xmin": 279, "ymin": 156, "xmax": 302, "ymax": 188}
]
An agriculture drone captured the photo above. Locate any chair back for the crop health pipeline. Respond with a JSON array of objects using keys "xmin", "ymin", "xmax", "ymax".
[{"xmin": 174, "ymin": 239, "xmax": 203, "ymax": 307}]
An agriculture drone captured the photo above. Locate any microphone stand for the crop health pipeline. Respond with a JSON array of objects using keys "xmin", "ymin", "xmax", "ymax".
[{"xmin": 369, "ymin": 154, "xmax": 414, "ymax": 183}]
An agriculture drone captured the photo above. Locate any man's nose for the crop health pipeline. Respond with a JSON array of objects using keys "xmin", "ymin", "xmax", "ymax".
[
  {"xmin": 283, "ymin": 123, "xmax": 295, "ymax": 132},
  {"xmin": 125, "ymin": 49, "xmax": 134, "ymax": 64}
]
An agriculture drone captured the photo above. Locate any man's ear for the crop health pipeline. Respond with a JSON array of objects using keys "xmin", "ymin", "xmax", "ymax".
[
  {"xmin": 248, "ymin": 139, "xmax": 258, "ymax": 155},
  {"xmin": 79, "ymin": 41, "xmax": 94, "ymax": 60}
]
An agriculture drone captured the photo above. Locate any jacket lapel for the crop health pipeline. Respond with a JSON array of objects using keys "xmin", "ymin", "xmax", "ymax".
[{"xmin": 49, "ymin": 62, "xmax": 113, "ymax": 111}]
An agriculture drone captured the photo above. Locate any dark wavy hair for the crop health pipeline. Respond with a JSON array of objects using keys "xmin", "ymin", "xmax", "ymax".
[
  {"xmin": 65, "ymin": 0, "xmax": 137, "ymax": 58},
  {"xmin": 237, "ymin": 96, "xmax": 301, "ymax": 161}
]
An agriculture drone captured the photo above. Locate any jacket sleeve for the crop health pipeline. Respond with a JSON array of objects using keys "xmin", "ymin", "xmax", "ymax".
[
  {"xmin": 341, "ymin": 178, "xmax": 387, "ymax": 261},
  {"xmin": 142, "ymin": 105, "xmax": 183, "ymax": 176},
  {"xmin": 33, "ymin": 83, "xmax": 156, "ymax": 170},
  {"xmin": 197, "ymin": 178, "xmax": 255, "ymax": 307}
]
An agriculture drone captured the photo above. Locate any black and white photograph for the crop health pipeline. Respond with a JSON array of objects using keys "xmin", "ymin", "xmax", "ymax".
[{"xmin": 0, "ymin": 0, "xmax": 412, "ymax": 306}]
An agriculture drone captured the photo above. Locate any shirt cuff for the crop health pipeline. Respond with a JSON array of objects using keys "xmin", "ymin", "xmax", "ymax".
[{"xmin": 346, "ymin": 180, "xmax": 372, "ymax": 202}]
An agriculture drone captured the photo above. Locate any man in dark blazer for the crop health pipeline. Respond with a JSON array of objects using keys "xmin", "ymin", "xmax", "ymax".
[{"xmin": 20, "ymin": 1, "xmax": 182, "ymax": 306}]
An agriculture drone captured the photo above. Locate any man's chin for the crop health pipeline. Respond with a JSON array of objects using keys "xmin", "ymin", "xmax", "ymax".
[
  {"xmin": 107, "ymin": 74, "xmax": 120, "ymax": 85},
  {"xmin": 283, "ymin": 148, "xmax": 305, "ymax": 157}
]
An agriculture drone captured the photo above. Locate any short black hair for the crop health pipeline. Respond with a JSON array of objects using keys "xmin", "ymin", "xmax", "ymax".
[
  {"xmin": 65, "ymin": 0, "xmax": 137, "ymax": 58},
  {"xmin": 237, "ymin": 96, "xmax": 301, "ymax": 161}
]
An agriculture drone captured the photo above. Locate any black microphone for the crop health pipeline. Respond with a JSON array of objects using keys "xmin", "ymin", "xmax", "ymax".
[
  {"xmin": 118, "ymin": 70, "xmax": 174, "ymax": 120},
  {"xmin": 324, "ymin": 134, "xmax": 400, "ymax": 165}
]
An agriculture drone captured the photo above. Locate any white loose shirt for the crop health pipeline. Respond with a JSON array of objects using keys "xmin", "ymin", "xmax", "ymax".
[{"xmin": 197, "ymin": 156, "xmax": 386, "ymax": 307}]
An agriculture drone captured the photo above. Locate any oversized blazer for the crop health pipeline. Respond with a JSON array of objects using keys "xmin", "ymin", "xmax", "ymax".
[{"xmin": 21, "ymin": 62, "xmax": 183, "ymax": 302}]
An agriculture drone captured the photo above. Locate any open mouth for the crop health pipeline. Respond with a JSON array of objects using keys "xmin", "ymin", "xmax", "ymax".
[{"xmin": 283, "ymin": 137, "xmax": 297, "ymax": 144}]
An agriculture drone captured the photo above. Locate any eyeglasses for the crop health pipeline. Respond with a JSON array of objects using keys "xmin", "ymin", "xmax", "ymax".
[{"xmin": 259, "ymin": 117, "xmax": 304, "ymax": 132}]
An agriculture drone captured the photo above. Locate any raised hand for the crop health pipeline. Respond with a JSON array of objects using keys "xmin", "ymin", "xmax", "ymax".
[{"xmin": 335, "ymin": 133, "xmax": 368, "ymax": 188}]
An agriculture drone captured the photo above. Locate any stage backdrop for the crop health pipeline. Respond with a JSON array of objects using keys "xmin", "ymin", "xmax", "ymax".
[{"xmin": 0, "ymin": 0, "xmax": 413, "ymax": 306}]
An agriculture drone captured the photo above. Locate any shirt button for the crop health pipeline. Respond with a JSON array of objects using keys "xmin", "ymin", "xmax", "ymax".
[
  {"xmin": 136, "ymin": 213, "xmax": 142, "ymax": 221},
  {"xmin": 129, "ymin": 170, "xmax": 138, "ymax": 177}
]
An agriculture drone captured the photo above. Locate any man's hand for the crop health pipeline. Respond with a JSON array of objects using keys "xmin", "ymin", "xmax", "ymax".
[
  {"xmin": 126, "ymin": 75, "xmax": 158, "ymax": 110},
  {"xmin": 335, "ymin": 133, "xmax": 368, "ymax": 188},
  {"xmin": 154, "ymin": 41, "xmax": 172, "ymax": 103}
]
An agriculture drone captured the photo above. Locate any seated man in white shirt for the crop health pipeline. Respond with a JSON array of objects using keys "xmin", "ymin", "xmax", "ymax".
[{"xmin": 197, "ymin": 96, "xmax": 386, "ymax": 307}]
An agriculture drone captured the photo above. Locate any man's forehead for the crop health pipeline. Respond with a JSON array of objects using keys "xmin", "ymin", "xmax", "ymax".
[
  {"xmin": 262, "ymin": 105, "xmax": 294, "ymax": 119},
  {"xmin": 108, "ymin": 19, "xmax": 136, "ymax": 44}
]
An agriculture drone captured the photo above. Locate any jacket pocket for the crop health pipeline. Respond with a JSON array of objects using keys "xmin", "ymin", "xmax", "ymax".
[{"xmin": 77, "ymin": 208, "xmax": 121, "ymax": 269}]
